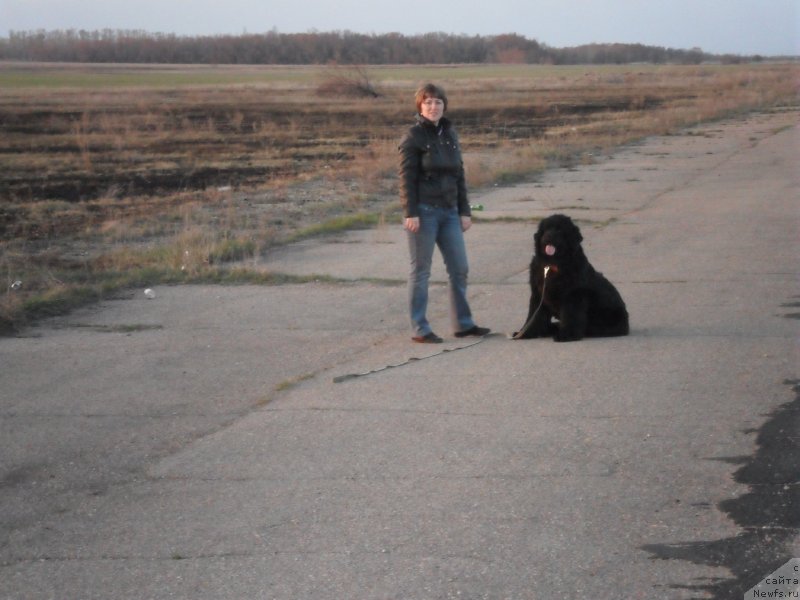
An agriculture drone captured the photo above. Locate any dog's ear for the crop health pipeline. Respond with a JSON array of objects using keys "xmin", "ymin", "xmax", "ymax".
[
  {"xmin": 567, "ymin": 220, "xmax": 583, "ymax": 244},
  {"xmin": 533, "ymin": 220, "xmax": 545, "ymax": 248}
]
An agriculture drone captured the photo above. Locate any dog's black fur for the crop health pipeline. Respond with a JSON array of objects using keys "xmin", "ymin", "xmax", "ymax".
[{"xmin": 514, "ymin": 214, "xmax": 629, "ymax": 342}]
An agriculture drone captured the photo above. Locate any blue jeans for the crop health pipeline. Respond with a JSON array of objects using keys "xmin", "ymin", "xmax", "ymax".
[{"xmin": 407, "ymin": 204, "xmax": 475, "ymax": 335}]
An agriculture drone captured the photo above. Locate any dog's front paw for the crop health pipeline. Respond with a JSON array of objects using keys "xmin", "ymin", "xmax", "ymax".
[
  {"xmin": 511, "ymin": 330, "xmax": 536, "ymax": 340},
  {"xmin": 553, "ymin": 329, "xmax": 583, "ymax": 342},
  {"xmin": 513, "ymin": 328, "xmax": 544, "ymax": 339}
]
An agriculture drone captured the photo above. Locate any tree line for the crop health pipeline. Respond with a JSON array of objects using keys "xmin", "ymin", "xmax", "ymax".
[{"xmin": 0, "ymin": 30, "xmax": 759, "ymax": 65}]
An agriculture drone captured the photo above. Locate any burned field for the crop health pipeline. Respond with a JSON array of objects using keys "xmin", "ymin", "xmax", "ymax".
[
  {"xmin": 0, "ymin": 62, "xmax": 797, "ymax": 330},
  {"xmin": 2, "ymin": 78, "xmax": 663, "ymax": 206},
  {"xmin": 2, "ymin": 63, "xmax": 795, "ymax": 233},
  {"xmin": 2, "ymin": 92, "xmax": 381, "ymax": 203}
]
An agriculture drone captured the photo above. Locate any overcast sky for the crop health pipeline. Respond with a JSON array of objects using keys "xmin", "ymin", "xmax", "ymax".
[{"xmin": 2, "ymin": 0, "xmax": 798, "ymax": 56}]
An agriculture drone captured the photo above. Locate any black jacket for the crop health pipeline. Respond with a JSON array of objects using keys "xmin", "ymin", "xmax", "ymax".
[{"xmin": 398, "ymin": 115, "xmax": 470, "ymax": 218}]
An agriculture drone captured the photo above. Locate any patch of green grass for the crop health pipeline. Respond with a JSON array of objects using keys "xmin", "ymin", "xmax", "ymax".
[
  {"xmin": 275, "ymin": 372, "xmax": 315, "ymax": 392},
  {"xmin": 471, "ymin": 215, "xmax": 536, "ymax": 224},
  {"xmin": 0, "ymin": 262, "xmax": 365, "ymax": 335},
  {"xmin": 0, "ymin": 65, "xmax": 327, "ymax": 89},
  {"xmin": 589, "ymin": 217, "xmax": 620, "ymax": 229},
  {"xmin": 21, "ymin": 285, "xmax": 105, "ymax": 321},
  {"xmin": 8, "ymin": 267, "xmax": 179, "ymax": 329},
  {"xmin": 66, "ymin": 323, "xmax": 165, "ymax": 333},
  {"xmin": 208, "ymin": 238, "xmax": 257, "ymax": 264},
  {"xmin": 0, "ymin": 62, "xmax": 673, "ymax": 90},
  {"xmin": 771, "ymin": 124, "xmax": 795, "ymax": 135},
  {"xmin": 357, "ymin": 277, "xmax": 405, "ymax": 286},
  {"xmin": 285, "ymin": 212, "xmax": 381, "ymax": 243},
  {"xmin": 200, "ymin": 268, "xmax": 339, "ymax": 286}
]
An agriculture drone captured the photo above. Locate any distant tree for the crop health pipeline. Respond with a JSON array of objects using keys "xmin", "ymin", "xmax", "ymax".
[{"xmin": 0, "ymin": 29, "xmax": 742, "ymax": 65}]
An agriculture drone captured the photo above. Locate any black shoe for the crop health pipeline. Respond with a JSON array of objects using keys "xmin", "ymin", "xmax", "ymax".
[
  {"xmin": 454, "ymin": 325, "xmax": 491, "ymax": 338},
  {"xmin": 412, "ymin": 332, "xmax": 444, "ymax": 344}
]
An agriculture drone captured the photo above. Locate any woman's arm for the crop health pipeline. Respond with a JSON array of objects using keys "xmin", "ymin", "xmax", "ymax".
[
  {"xmin": 450, "ymin": 129, "xmax": 470, "ymax": 218},
  {"xmin": 398, "ymin": 130, "xmax": 421, "ymax": 219}
]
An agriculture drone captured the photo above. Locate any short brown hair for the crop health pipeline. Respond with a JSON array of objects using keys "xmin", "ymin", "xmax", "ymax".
[{"xmin": 415, "ymin": 83, "xmax": 448, "ymax": 113}]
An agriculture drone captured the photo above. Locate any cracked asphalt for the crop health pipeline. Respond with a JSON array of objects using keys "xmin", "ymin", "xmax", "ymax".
[{"xmin": 1, "ymin": 110, "xmax": 798, "ymax": 599}]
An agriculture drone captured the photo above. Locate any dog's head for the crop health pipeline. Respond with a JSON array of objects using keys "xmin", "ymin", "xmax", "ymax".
[{"xmin": 534, "ymin": 214, "xmax": 583, "ymax": 262}]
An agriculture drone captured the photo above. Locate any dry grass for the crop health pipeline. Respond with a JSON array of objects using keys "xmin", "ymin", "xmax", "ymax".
[{"xmin": 1, "ymin": 62, "xmax": 798, "ymax": 332}]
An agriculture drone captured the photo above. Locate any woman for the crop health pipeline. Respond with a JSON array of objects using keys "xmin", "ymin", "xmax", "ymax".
[{"xmin": 399, "ymin": 83, "xmax": 490, "ymax": 343}]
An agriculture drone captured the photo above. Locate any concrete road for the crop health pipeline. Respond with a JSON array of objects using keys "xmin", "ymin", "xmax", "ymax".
[{"xmin": 1, "ymin": 110, "xmax": 798, "ymax": 599}]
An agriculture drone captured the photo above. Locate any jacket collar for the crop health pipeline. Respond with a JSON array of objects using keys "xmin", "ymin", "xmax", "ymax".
[{"xmin": 416, "ymin": 114, "xmax": 451, "ymax": 130}]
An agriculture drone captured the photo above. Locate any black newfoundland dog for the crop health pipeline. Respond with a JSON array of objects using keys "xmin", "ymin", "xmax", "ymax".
[{"xmin": 513, "ymin": 214, "xmax": 629, "ymax": 342}]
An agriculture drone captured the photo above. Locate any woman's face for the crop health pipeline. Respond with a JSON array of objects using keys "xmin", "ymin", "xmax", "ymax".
[{"xmin": 420, "ymin": 96, "xmax": 445, "ymax": 124}]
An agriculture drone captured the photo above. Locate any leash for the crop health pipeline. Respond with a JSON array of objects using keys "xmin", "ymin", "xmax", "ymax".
[{"xmin": 512, "ymin": 265, "xmax": 551, "ymax": 340}]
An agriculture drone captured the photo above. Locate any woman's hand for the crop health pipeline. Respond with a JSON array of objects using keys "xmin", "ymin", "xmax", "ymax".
[
  {"xmin": 461, "ymin": 216, "xmax": 472, "ymax": 232},
  {"xmin": 404, "ymin": 217, "xmax": 420, "ymax": 233}
]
